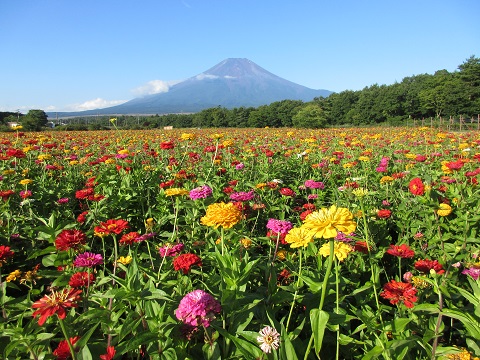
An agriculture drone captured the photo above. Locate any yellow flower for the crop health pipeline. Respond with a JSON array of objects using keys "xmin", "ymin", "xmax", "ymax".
[
  {"xmin": 19, "ymin": 179, "xmax": 33, "ymax": 185},
  {"xmin": 201, "ymin": 202, "xmax": 242, "ymax": 229},
  {"xmin": 211, "ymin": 133, "xmax": 223, "ymax": 139},
  {"xmin": 380, "ymin": 176, "xmax": 394, "ymax": 184},
  {"xmin": 12, "ymin": 125, "xmax": 23, "ymax": 130},
  {"xmin": 256, "ymin": 183, "xmax": 267, "ymax": 189},
  {"xmin": 6, "ymin": 269, "xmax": 22, "ymax": 282},
  {"xmin": 276, "ymin": 249, "xmax": 288, "ymax": 260},
  {"xmin": 104, "ymin": 159, "xmax": 116, "ymax": 164},
  {"xmin": 437, "ymin": 203, "xmax": 452, "ymax": 217},
  {"xmin": 411, "ymin": 276, "xmax": 431, "ymax": 289},
  {"xmin": 301, "ymin": 205, "xmax": 357, "ymax": 239},
  {"xmin": 180, "ymin": 133, "xmax": 195, "ymax": 141},
  {"xmin": 222, "ymin": 140, "xmax": 234, "ymax": 147},
  {"xmin": 352, "ymin": 188, "xmax": 369, "ymax": 198},
  {"xmin": 284, "ymin": 227, "xmax": 314, "ymax": 248},
  {"xmin": 164, "ymin": 188, "xmax": 189, "ymax": 197},
  {"xmin": 117, "ymin": 256, "xmax": 132, "ymax": 265},
  {"xmin": 37, "ymin": 154, "xmax": 52, "ymax": 161},
  {"xmin": 240, "ymin": 238, "xmax": 252, "ymax": 249},
  {"xmin": 3, "ymin": 170, "xmax": 15, "ymax": 175},
  {"xmin": 109, "ymin": 117, "xmax": 117, "ymax": 124},
  {"xmin": 319, "ymin": 242, "xmax": 353, "ymax": 261},
  {"xmin": 145, "ymin": 218, "xmax": 155, "ymax": 231},
  {"xmin": 117, "ymin": 149, "xmax": 129, "ymax": 155},
  {"xmin": 358, "ymin": 156, "xmax": 370, "ymax": 162}
]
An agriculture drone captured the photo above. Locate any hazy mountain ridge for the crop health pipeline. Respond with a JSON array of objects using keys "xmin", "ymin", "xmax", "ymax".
[{"xmin": 49, "ymin": 58, "xmax": 332, "ymax": 117}]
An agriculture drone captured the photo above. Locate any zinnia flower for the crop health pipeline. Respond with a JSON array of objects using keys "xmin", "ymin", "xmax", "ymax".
[
  {"xmin": 380, "ymin": 280, "xmax": 418, "ymax": 308},
  {"xmin": 53, "ymin": 336, "xmax": 80, "ymax": 360},
  {"xmin": 200, "ymin": 202, "xmax": 243, "ymax": 229},
  {"xmin": 189, "ymin": 185, "xmax": 213, "ymax": 200},
  {"xmin": 304, "ymin": 180, "xmax": 324, "ymax": 189},
  {"xmin": 301, "ymin": 205, "xmax": 356, "ymax": 239},
  {"xmin": 266, "ymin": 219, "xmax": 293, "ymax": 235},
  {"xmin": 99, "ymin": 346, "xmax": 116, "ymax": 360},
  {"xmin": 284, "ymin": 227, "xmax": 314, "ymax": 248},
  {"xmin": 94, "ymin": 219, "xmax": 129, "ymax": 236},
  {"xmin": 73, "ymin": 252, "xmax": 103, "ymax": 268},
  {"xmin": 229, "ymin": 190, "xmax": 255, "ymax": 202},
  {"xmin": 409, "ymin": 177, "xmax": 425, "ymax": 196},
  {"xmin": 69, "ymin": 271, "xmax": 95, "ymax": 288},
  {"xmin": 319, "ymin": 241, "xmax": 354, "ymax": 261},
  {"xmin": 173, "ymin": 253, "xmax": 202, "ymax": 274},
  {"xmin": 175, "ymin": 289, "xmax": 222, "ymax": 328},
  {"xmin": 279, "ymin": 187, "xmax": 295, "ymax": 197},
  {"xmin": 462, "ymin": 267, "xmax": 480, "ymax": 280},
  {"xmin": 119, "ymin": 231, "xmax": 141, "ymax": 246},
  {"xmin": 55, "ymin": 229, "xmax": 87, "ymax": 252},
  {"xmin": 0, "ymin": 245, "xmax": 14, "ymax": 266},
  {"xmin": 414, "ymin": 259, "xmax": 445, "ymax": 274},
  {"xmin": 377, "ymin": 209, "xmax": 392, "ymax": 219},
  {"xmin": 164, "ymin": 188, "xmax": 189, "ymax": 197},
  {"xmin": 257, "ymin": 326, "xmax": 280, "ymax": 353},
  {"xmin": 386, "ymin": 244, "xmax": 415, "ymax": 258},
  {"xmin": 159, "ymin": 243, "xmax": 185, "ymax": 257},
  {"xmin": 32, "ymin": 288, "xmax": 82, "ymax": 325},
  {"xmin": 437, "ymin": 203, "xmax": 452, "ymax": 217}
]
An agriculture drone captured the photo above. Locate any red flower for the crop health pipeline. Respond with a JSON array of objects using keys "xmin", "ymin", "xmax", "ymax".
[
  {"xmin": 94, "ymin": 219, "xmax": 129, "ymax": 236},
  {"xmin": 173, "ymin": 253, "xmax": 202, "ymax": 274},
  {"xmin": 409, "ymin": 178, "xmax": 425, "ymax": 196},
  {"xmin": 300, "ymin": 210, "xmax": 314, "ymax": 221},
  {"xmin": 76, "ymin": 211, "xmax": 88, "ymax": 224},
  {"xmin": 279, "ymin": 187, "xmax": 295, "ymax": 197},
  {"xmin": 75, "ymin": 187, "xmax": 94, "ymax": 200},
  {"xmin": 386, "ymin": 244, "xmax": 415, "ymax": 258},
  {"xmin": 266, "ymin": 230, "xmax": 287, "ymax": 245},
  {"xmin": 119, "ymin": 231, "xmax": 140, "ymax": 246},
  {"xmin": 100, "ymin": 346, "xmax": 116, "ymax": 360},
  {"xmin": 445, "ymin": 160, "xmax": 464, "ymax": 171},
  {"xmin": 55, "ymin": 229, "xmax": 87, "ymax": 252},
  {"xmin": 380, "ymin": 280, "xmax": 418, "ymax": 308},
  {"xmin": 32, "ymin": 288, "xmax": 82, "ymax": 325},
  {"xmin": 69, "ymin": 271, "xmax": 95, "ymax": 288},
  {"xmin": 0, "ymin": 190, "xmax": 15, "ymax": 201},
  {"xmin": 414, "ymin": 259, "xmax": 445, "ymax": 274},
  {"xmin": 160, "ymin": 141, "xmax": 174, "ymax": 150},
  {"xmin": 53, "ymin": 336, "xmax": 80, "ymax": 360},
  {"xmin": 377, "ymin": 209, "xmax": 392, "ymax": 219},
  {"xmin": 0, "ymin": 245, "xmax": 14, "ymax": 266},
  {"xmin": 354, "ymin": 241, "xmax": 370, "ymax": 254}
]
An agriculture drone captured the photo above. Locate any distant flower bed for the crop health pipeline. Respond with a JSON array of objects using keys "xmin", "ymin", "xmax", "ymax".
[{"xmin": 0, "ymin": 127, "xmax": 479, "ymax": 359}]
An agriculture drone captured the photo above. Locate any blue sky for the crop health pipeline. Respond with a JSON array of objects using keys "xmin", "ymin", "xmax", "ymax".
[{"xmin": 1, "ymin": 0, "xmax": 478, "ymax": 113}]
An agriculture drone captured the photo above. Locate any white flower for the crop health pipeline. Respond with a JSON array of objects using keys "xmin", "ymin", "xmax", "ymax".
[
  {"xmin": 271, "ymin": 179, "xmax": 283, "ymax": 184},
  {"xmin": 257, "ymin": 325, "xmax": 280, "ymax": 353}
]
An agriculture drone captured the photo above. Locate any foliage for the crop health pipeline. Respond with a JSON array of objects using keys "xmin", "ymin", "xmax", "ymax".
[{"xmin": 0, "ymin": 127, "xmax": 479, "ymax": 359}]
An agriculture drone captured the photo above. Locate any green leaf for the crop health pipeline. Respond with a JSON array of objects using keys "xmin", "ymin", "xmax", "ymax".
[
  {"xmin": 279, "ymin": 324, "xmax": 298, "ymax": 360},
  {"xmin": 78, "ymin": 345, "xmax": 93, "ymax": 360},
  {"xmin": 202, "ymin": 342, "xmax": 221, "ymax": 360},
  {"xmin": 212, "ymin": 324, "xmax": 263, "ymax": 360},
  {"xmin": 310, "ymin": 309, "xmax": 329, "ymax": 355}
]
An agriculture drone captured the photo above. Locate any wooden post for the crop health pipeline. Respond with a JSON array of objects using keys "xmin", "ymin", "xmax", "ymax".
[{"xmin": 460, "ymin": 115, "xmax": 463, "ymax": 132}]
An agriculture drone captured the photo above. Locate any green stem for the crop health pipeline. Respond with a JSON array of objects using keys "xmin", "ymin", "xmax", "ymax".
[
  {"xmin": 304, "ymin": 239, "xmax": 335, "ymax": 360},
  {"xmin": 58, "ymin": 317, "xmax": 77, "ymax": 360},
  {"xmin": 335, "ymin": 257, "xmax": 340, "ymax": 360},
  {"xmin": 286, "ymin": 248, "xmax": 303, "ymax": 331}
]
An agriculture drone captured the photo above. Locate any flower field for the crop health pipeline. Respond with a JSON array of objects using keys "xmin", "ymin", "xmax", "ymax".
[{"xmin": 0, "ymin": 127, "xmax": 480, "ymax": 360}]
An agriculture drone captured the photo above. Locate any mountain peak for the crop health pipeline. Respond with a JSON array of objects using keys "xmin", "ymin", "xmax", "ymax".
[{"xmin": 203, "ymin": 58, "xmax": 275, "ymax": 78}]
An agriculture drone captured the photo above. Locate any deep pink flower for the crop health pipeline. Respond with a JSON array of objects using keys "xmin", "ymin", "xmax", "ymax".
[
  {"xmin": 266, "ymin": 219, "xmax": 293, "ymax": 235},
  {"xmin": 175, "ymin": 289, "xmax": 222, "ymax": 328},
  {"xmin": 462, "ymin": 267, "xmax": 480, "ymax": 280},
  {"xmin": 159, "ymin": 243, "xmax": 185, "ymax": 257},
  {"xmin": 73, "ymin": 252, "xmax": 103, "ymax": 268}
]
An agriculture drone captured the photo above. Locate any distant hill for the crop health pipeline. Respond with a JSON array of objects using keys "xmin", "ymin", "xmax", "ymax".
[{"xmin": 49, "ymin": 58, "xmax": 332, "ymax": 117}]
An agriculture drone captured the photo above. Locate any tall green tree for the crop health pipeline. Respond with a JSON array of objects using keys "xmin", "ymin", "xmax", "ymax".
[
  {"xmin": 292, "ymin": 103, "xmax": 326, "ymax": 128},
  {"xmin": 21, "ymin": 110, "xmax": 48, "ymax": 131}
]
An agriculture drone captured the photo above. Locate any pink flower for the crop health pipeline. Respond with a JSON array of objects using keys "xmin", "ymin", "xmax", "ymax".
[
  {"xmin": 175, "ymin": 290, "xmax": 222, "ymax": 328},
  {"xmin": 266, "ymin": 219, "xmax": 293, "ymax": 235},
  {"xmin": 230, "ymin": 190, "xmax": 255, "ymax": 202},
  {"xmin": 462, "ymin": 267, "xmax": 480, "ymax": 280},
  {"xmin": 73, "ymin": 252, "xmax": 103, "ymax": 268},
  {"xmin": 159, "ymin": 243, "xmax": 184, "ymax": 257},
  {"xmin": 189, "ymin": 185, "xmax": 213, "ymax": 200},
  {"xmin": 304, "ymin": 180, "xmax": 324, "ymax": 189}
]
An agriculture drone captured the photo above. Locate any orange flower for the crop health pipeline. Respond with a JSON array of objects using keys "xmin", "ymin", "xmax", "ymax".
[
  {"xmin": 32, "ymin": 288, "xmax": 82, "ymax": 325},
  {"xmin": 94, "ymin": 219, "xmax": 129, "ymax": 236}
]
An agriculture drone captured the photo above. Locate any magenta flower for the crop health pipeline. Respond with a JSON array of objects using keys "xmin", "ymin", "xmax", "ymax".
[
  {"xmin": 73, "ymin": 252, "xmax": 103, "ymax": 268},
  {"xmin": 189, "ymin": 185, "xmax": 213, "ymax": 200},
  {"xmin": 175, "ymin": 289, "xmax": 222, "ymax": 328},
  {"xmin": 159, "ymin": 243, "xmax": 184, "ymax": 257},
  {"xmin": 230, "ymin": 190, "xmax": 255, "ymax": 202},
  {"xmin": 304, "ymin": 179, "xmax": 325, "ymax": 189},
  {"xmin": 266, "ymin": 219, "xmax": 293, "ymax": 235},
  {"xmin": 235, "ymin": 163, "xmax": 245, "ymax": 170},
  {"xmin": 462, "ymin": 267, "xmax": 480, "ymax": 280}
]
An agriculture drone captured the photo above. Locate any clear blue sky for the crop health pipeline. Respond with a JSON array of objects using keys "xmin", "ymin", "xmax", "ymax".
[{"xmin": 1, "ymin": 0, "xmax": 478, "ymax": 113}]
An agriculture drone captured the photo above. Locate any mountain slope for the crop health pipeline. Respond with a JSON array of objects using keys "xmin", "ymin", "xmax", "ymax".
[{"xmin": 52, "ymin": 58, "xmax": 332, "ymax": 116}]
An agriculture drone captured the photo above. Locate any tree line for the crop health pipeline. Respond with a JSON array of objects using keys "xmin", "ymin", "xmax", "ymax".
[{"xmin": 2, "ymin": 56, "xmax": 479, "ymax": 131}]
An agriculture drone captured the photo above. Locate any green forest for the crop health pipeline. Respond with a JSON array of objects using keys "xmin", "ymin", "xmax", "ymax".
[{"xmin": 2, "ymin": 56, "xmax": 479, "ymax": 131}]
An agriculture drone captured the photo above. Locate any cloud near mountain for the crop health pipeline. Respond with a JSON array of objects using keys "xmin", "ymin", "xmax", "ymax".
[
  {"xmin": 67, "ymin": 98, "xmax": 128, "ymax": 111},
  {"xmin": 132, "ymin": 80, "xmax": 181, "ymax": 96}
]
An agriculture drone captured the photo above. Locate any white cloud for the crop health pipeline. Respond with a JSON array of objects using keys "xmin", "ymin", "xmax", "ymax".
[
  {"xmin": 195, "ymin": 74, "xmax": 219, "ymax": 80},
  {"xmin": 132, "ymin": 79, "xmax": 180, "ymax": 96},
  {"xmin": 66, "ymin": 98, "xmax": 128, "ymax": 111}
]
